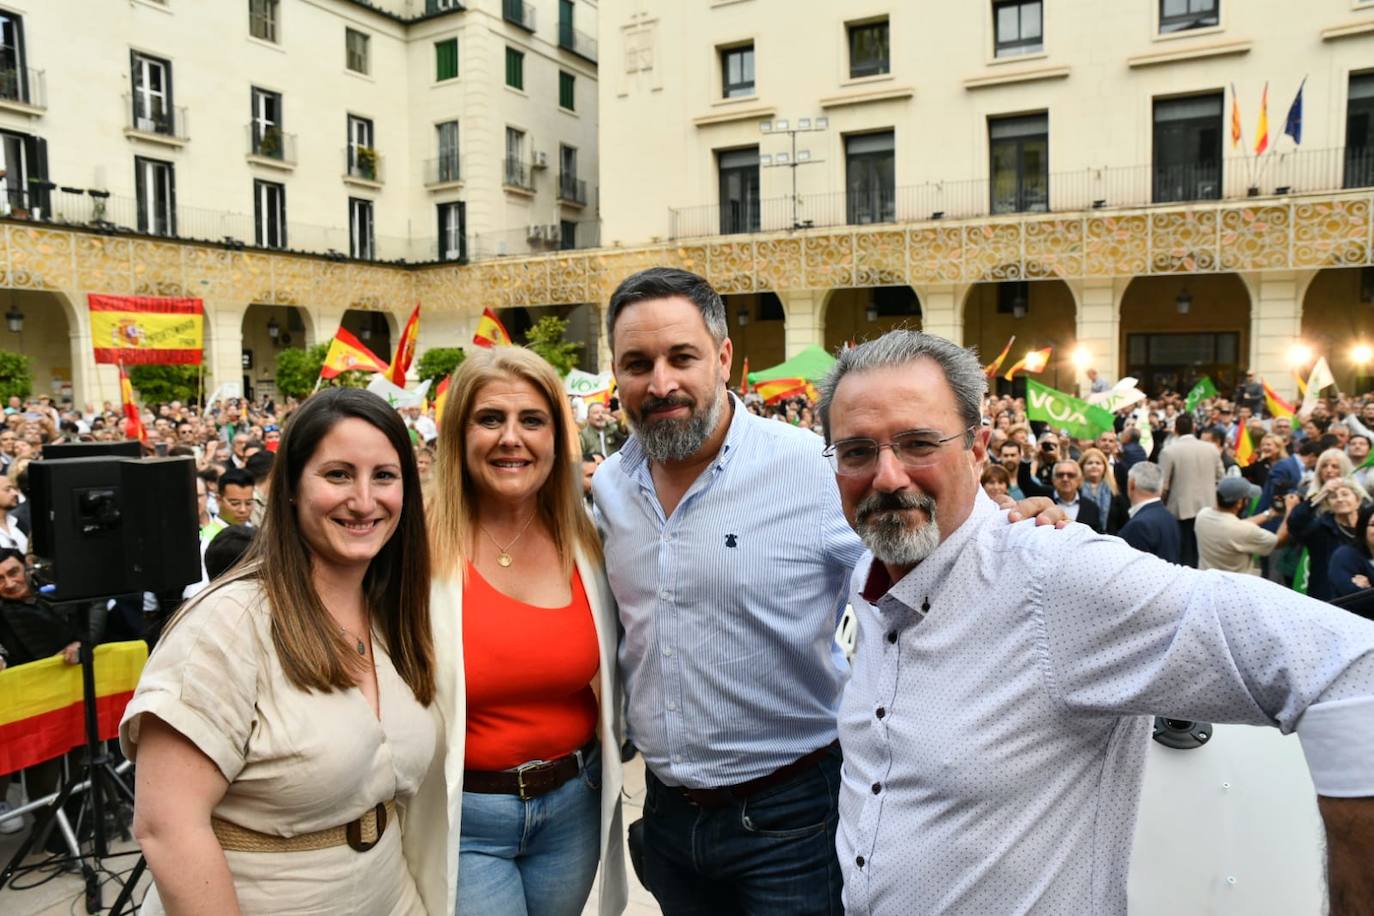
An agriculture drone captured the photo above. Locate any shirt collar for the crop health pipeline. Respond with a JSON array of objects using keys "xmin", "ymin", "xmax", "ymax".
[
  {"xmin": 1128, "ymin": 496, "xmax": 1161, "ymax": 518},
  {"xmin": 616, "ymin": 392, "xmax": 747, "ymax": 479},
  {"xmin": 861, "ymin": 488, "xmax": 1001, "ymax": 613}
]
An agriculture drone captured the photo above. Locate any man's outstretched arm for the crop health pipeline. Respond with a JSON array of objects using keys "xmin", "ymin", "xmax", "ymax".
[{"xmin": 1320, "ymin": 796, "xmax": 1374, "ymax": 915}]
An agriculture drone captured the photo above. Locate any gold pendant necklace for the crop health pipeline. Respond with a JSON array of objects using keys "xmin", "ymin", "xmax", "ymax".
[
  {"xmin": 480, "ymin": 512, "xmax": 537, "ymax": 567},
  {"xmin": 339, "ymin": 624, "xmax": 368, "ymax": 656}
]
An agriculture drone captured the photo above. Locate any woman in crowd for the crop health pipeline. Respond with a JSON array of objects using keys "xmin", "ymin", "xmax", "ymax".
[
  {"xmin": 1077, "ymin": 446, "xmax": 1130, "ymax": 535},
  {"xmin": 121, "ymin": 388, "xmax": 441, "ymax": 915},
  {"xmin": 1329, "ymin": 504, "xmax": 1374, "ymax": 599},
  {"xmin": 981, "ymin": 464, "xmax": 1012, "ymax": 501},
  {"xmin": 1305, "ymin": 448, "xmax": 1359, "ymax": 499},
  {"xmin": 420, "ymin": 346, "xmax": 627, "ymax": 916},
  {"xmin": 1286, "ymin": 476, "xmax": 1369, "ymax": 601}
]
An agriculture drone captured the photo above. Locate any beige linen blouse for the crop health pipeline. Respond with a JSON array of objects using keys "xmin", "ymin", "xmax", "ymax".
[{"xmin": 119, "ymin": 578, "xmax": 441, "ymax": 916}]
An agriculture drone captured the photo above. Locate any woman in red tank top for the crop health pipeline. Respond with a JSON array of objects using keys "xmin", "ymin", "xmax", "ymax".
[{"xmin": 411, "ymin": 347, "xmax": 628, "ymax": 916}]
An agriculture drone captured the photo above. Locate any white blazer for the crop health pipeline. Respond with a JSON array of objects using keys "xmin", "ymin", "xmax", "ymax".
[{"xmin": 402, "ymin": 549, "xmax": 629, "ymax": 916}]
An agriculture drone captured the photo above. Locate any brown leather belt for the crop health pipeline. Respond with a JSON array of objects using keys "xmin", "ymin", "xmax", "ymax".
[
  {"xmin": 464, "ymin": 742, "xmax": 593, "ymax": 801},
  {"xmin": 212, "ymin": 800, "xmax": 394, "ymax": 853},
  {"xmin": 674, "ymin": 740, "xmax": 839, "ymax": 809}
]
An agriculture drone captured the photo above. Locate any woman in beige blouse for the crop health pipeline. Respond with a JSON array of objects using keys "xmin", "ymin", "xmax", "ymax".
[{"xmin": 120, "ymin": 388, "xmax": 442, "ymax": 915}]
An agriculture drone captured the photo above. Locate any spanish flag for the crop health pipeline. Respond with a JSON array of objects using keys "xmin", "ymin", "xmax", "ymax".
[
  {"xmin": 0, "ymin": 641, "xmax": 147, "ymax": 774},
  {"xmin": 387, "ymin": 305, "xmax": 420, "ymax": 386},
  {"xmin": 1230, "ymin": 83, "xmax": 1244, "ymax": 150},
  {"xmin": 1255, "ymin": 82, "xmax": 1269, "ymax": 155},
  {"xmin": 755, "ymin": 377, "xmax": 814, "ymax": 404},
  {"xmin": 1262, "ymin": 381, "xmax": 1295, "ymax": 419},
  {"xmin": 118, "ymin": 364, "xmax": 146, "ymax": 443},
  {"xmin": 1234, "ymin": 424, "xmax": 1255, "ymax": 468},
  {"xmin": 1003, "ymin": 346, "xmax": 1053, "ymax": 382},
  {"xmin": 473, "ymin": 308, "xmax": 513, "ymax": 348},
  {"xmin": 739, "ymin": 357, "xmax": 751, "ymax": 394},
  {"xmin": 984, "ymin": 336, "xmax": 1016, "ymax": 378},
  {"xmin": 89, "ymin": 294, "xmax": 204, "ymax": 365},
  {"xmin": 320, "ymin": 327, "xmax": 389, "ymax": 380},
  {"xmin": 582, "ymin": 376, "xmax": 617, "ymax": 407},
  {"xmin": 433, "ymin": 373, "xmax": 452, "ymax": 425}
]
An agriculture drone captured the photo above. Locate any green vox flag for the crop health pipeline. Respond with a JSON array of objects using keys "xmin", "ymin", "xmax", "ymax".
[
  {"xmin": 1025, "ymin": 379, "xmax": 1116, "ymax": 440},
  {"xmin": 1184, "ymin": 376, "xmax": 1217, "ymax": 413}
]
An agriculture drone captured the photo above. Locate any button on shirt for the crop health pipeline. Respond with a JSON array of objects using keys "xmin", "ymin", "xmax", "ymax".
[
  {"xmin": 838, "ymin": 489, "xmax": 1374, "ymax": 915},
  {"xmin": 593, "ymin": 396, "xmax": 865, "ymax": 788}
]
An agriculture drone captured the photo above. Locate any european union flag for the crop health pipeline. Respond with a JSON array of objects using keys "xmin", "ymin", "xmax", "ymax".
[{"xmin": 1283, "ymin": 78, "xmax": 1305, "ymax": 145}]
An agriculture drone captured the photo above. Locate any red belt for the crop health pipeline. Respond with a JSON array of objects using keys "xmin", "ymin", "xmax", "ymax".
[{"xmin": 673, "ymin": 740, "xmax": 839, "ymax": 809}]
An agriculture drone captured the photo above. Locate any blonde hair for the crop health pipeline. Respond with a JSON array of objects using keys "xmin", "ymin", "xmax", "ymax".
[
  {"xmin": 1077, "ymin": 447, "xmax": 1118, "ymax": 496},
  {"xmin": 1306, "ymin": 448, "xmax": 1361, "ymax": 500},
  {"xmin": 429, "ymin": 347, "xmax": 602, "ymax": 580}
]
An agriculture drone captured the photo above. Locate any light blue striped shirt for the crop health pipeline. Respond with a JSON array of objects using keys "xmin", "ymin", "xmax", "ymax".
[
  {"xmin": 593, "ymin": 396, "xmax": 866, "ymax": 788},
  {"xmin": 839, "ymin": 489, "xmax": 1374, "ymax": 914}
]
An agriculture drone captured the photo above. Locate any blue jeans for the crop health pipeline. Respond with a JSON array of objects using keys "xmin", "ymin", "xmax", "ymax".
[
  {"xmin": 457, "ymin": 745, "xmax": 601, "ymax": 916},
  {"xmin": 640, "ymin": 745, "xmax": 843, "ymax": 916}
]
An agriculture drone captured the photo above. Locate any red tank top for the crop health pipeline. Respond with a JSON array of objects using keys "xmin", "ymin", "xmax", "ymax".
[{"xmin": 462, "ymin": 563, "xmax": 599, "ymax": 770}]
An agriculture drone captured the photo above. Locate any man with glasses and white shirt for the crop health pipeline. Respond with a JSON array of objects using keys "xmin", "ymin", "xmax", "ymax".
[{"xmin": 820, "ymin": 330, "xmax": 1374, "ymax": 915}]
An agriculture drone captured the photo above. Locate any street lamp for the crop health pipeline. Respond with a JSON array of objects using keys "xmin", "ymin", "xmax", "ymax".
[
  {"xmin": 1024, "ymin": 350, "xmax": 1048, "ymax": 373},
  {"xmin": 1286, "ymin": 342, "xmax": 1314, "ymax": 368},
  {"xmin": 266, "ymin": 316, "xmax": 281, "ymax": 344},
  {"xmin": 1071, "ymin": 345, "xmax": 1093, "ymax": 371},
  {"xmin": 1352, "ymin": 343, "xmax": 1373, "ymax": 367},
  {"xmin": 4, "ymin": 302, "xmax": 22, "ymax": 334},
  {"xmin": 1175, "ymin": 289, "xmax": 1193, "ymax": 315}
]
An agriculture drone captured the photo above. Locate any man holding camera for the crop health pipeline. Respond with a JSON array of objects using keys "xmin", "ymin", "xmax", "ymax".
[{"xmin": 1195, "ymin": 477, "xmax": 1285, "ymax": 575}]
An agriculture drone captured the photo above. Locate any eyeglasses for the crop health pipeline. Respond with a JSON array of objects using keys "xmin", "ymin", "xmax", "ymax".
[
  {"xmin": 1053, "ymin": 472, "xmax": 1081, "ymax": 480},
  {"xmin": 823, "ymin": 426, "xmax": 975, "ymax": 477}
]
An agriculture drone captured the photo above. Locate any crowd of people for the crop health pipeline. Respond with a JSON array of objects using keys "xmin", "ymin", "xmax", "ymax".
[{"xmin": 0, "ymin": 267, "xmax": 1371, "ymax": 915}]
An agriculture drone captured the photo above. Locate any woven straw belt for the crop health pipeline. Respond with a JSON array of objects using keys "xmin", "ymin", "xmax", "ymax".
[{"xmin": 213, "ymin": 800, "xmax": 396, "ymax": 853}]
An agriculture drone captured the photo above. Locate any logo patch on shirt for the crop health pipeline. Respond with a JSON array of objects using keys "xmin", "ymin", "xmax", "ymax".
[{"xmin": 724, "ymin": 534, "xmax": 738, "ymax": 548}]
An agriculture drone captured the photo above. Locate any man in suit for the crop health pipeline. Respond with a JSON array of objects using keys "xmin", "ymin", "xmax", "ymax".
[
  {"xmin": 1118, "ymin": 462, "xmax": 1181, "ymax": 564},
  {"xmin": 1049, "ymin": 459, "xmax": 1102, "ymax": 532},
  {"xmin": 1119, "ymin": 426, "xmax": 1148, "ymax": 469},
  {"xmin": 1159, "ymin": 413, "xmax": 1223, "ymax": 567}
]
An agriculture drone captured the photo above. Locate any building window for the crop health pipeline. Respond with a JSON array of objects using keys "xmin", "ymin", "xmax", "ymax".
[
  {"xmin": 249, "ymin": 0, "xmax": 279, "ymax": 43},
  {"xmin": 1153, "ymin": 93, "xmax": 1222, "ymax": 203},
  {"xmin": 1346, "ymin": 73, "xmax": 1374, "ymax": 189},
  {"xmin": 1127, "ymin": 331, "xmax": 1239, "ymax": 396},
  {"xmin": 347, "ymin": 114, "xmax": 376, "ymax": 180},
  {"xmin": 989, "ymin": 113, "xmax": 1048, "ymax": 214},
  {"xmin": 559, "ymin": 70, "xmax": 576, "ymax": 110},
  {"xmin": 0, "ymin": 10, "xmax": 30, "ymax": 105},
  {"xmin": 436, "ymin": 120, "xmax": 460, "ymax": 182},
  {"xmin": 250, "ymin": 87, "xmax": 283, "ymax": 158},
  {"xmin": 437, "ymin": 201, "xmax": 465, "ymax": 262},
  {"xmin": 504, "ymin": 127, "xmax": 529, "ymax": 187},
  {"xmin": 1159, "ymin": 0, "xmax": 1219, "ymax": 34},
  {"xmin": 0, "ymin": 130, "xmax": 45, "ymax": 215},
  {"xmin": 135, "ymin": 156, "xmax": 176, "ymax": 236},
  {"xmin": 435, "ymin": 38, "xmax": 458, "ymax": 81},
  {"xmin": 717, "ymin": 146, "xmax": 760, "ymax": 235},
  {"xmin": 848, "ymin": 20, "xmax": 889, "ymax": 78},
  {"xmin": 559, "ymin": 144, "xmax": 585, "ymax": 203},
  {"xmin": 994, "ymin": 1, "xmax": 1043, "ymax": 57},
  {"xmin": 254, "ymin": 179, "xmax": 286, "ymax": 249},
  {"xmin": 721, "ymin": 44, "xmax": 755, "ymax": 99},
  {"xmin": 845, "ymin": 130, "xmax": 895, "ymax": 225},
  {"xmin": 346, "ymin": 28, "xmax": 370, "ymax": 74},
  {"xmin": 559, "ymin": 218, "xmax": 577, "ymax": 251},
  {"xmin": 131, "ymin": 52, "xmax": 173, "ymax": 135},
  {"xmin": 505, "ymin": 47, "xmax": 524, "ymax": 90},
  {"xmin": 349, "ymin": 197, "xmax": 374, "ymax": 259}
]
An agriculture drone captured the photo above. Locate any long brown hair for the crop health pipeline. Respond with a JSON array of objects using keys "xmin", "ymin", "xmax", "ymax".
[
  {"xmin": 171, "ymin": 388, "xmax": 435, "ymax": 705},
  {"xmin": 429, "ymin": 347, "xmax": 602, "ymax": 580}
]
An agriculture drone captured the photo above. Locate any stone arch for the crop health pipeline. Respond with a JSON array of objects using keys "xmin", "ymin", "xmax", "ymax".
[
  {"xmin": 1118, "ymin": 273, "xmax": 1251, "ymax": 395},
  {"xmin": 820, "ymin": 286, "xmax": 921, "ymax": 353},
  {"xmin": 962, "ymin": 277, "xmax": 1077, "ymax": 395},
  {"xmin": 241, "ymin": 303, "xmax": 315, "ymax": 402},
  {"xmin": 341, "ymin": 308, "xmax": 397, "ymax": 362},
  {"xmin": 724, "ymin": 291, "xmax": 786, "ymax": 386},
  {"xmin": 1301, "ymin": 266, "xmax": 1374, "ymax": 393},
  {"xmin": 497, "ymin": 302, "xmax": 600, "ymax": 373},
  {"xmin": 2, "ymin": 288, "xmax": 79, "ymax": 401}
]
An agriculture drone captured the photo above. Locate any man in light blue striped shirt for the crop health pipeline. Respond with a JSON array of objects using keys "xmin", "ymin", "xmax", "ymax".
[{"xmin": 593, "ymin": 267, "xmax": 865, "ymax": 913}]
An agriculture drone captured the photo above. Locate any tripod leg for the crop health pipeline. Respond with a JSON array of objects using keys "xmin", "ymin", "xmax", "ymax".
[
  {"xmin": 0, "ymin": 773, "xmax": 78, "ymax": 885},
  {"xmin": 108, "ymin": 855, "xmax": 147, "ymax": 916}
]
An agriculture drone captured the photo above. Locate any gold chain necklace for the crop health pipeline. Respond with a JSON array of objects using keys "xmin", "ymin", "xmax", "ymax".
[{"xmin": 479, "ymin": 512, "xmax": 537, "ymax": 567}]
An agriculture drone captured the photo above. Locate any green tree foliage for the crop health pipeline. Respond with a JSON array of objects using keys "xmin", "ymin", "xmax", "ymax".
[
  {"xmin": 524, "ymin": 315, "xmax": 583, "ymax": 376},
  {"xmin": 416, "ymin": 346, "xmax": 466, "ymax": 384},
  {"xmin": 0, "ymin": 351, "xmax": 32, "ymax": 401},
  {"xmin": 129, "ymin": 364, "xmax": 200, "ymax": 404},
  {"xmin": 274, "ymin": 344, "xmax": 371, "ymax": 399}
]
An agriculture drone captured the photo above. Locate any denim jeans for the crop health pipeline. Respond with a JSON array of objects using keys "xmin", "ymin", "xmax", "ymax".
[
  {"xmin": 639, "ymin": 745, "xmax": 843, "ymax": 916},
  {"xmin": 457, "ymin": 744, "xmax": 601, "ymax": 916}
]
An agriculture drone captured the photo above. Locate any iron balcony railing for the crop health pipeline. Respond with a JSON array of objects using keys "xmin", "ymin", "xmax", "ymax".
[
  {"xmin": 558, "ymin": 20, "xmax": 597, "ymax": 62},
  {"xmin": 469, "ymin": 220, "xmax": 602, "ymax": 259},
  {"xmin": 669, "ymin": 144, "xmax": 1374, "ymax": 240},
  {"xmin": 345, "ymin": 145, "xmax": 384, "ymax": 182},
  {"xmin": 246, "ymin": 125, "xmax": 297, "ymax": 164},
  {"xmin": 504, "ymin": 157, "xmax": 534, "ymax": 190},
  {"xmin": 503, "ymin": 0, "xmax": 535, "ymax": 31},
  {"xmin": 425, "ymin": 153, "xmax": 463, "ymax": 184},
  {"xmin": 0, "ymin": 66, "xmax": 45, "ymax": 108},
  {"xmin": 125, "ymin": 94, "xmax": 189, "ymax": 140},
  {"xmin": 558, "ymin": 173, "xmax": 587, "ymax": 205}
]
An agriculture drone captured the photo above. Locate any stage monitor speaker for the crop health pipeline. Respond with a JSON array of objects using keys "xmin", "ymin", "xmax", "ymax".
[
  {"xmin": 29, "ymin": 456, "xmax": 199, "ymax": 601},
  {"xmin": 40, "ymin": 440, "xmax": 141, "ymax": 461}
]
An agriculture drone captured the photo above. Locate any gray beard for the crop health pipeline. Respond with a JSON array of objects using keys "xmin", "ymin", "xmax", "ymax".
[
  {"xmin": 633, "ymin": 385, "xmax": 726, "ymax": 463},
  {"xmin": 855, "ymin": 491, "xmax": 941, "ymax": 568}
]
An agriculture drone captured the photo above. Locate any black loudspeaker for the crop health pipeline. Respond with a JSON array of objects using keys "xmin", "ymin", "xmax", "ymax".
[
  {"xmin": 40, "ymin": 440, "xmax": 141, "ymax": 461},
  {"xmin": 29, "ymin": 456, "xmax": 199, "ymax": 601}
]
